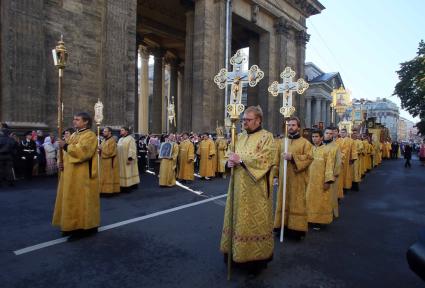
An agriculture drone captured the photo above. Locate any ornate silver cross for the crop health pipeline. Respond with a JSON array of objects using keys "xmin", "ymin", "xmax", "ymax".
[
  {"xmin": 268, "ymin": 67, "xmax": 309, "ymax": 118},
  {"xmin": 214, "ymin": 49, "xmax": 264, "ymax": 119}
]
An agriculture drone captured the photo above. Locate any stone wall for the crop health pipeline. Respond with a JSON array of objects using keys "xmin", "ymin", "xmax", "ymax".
[{"xmin": 0, "ymin": 0, "xmax": 137, "ymax": 131}]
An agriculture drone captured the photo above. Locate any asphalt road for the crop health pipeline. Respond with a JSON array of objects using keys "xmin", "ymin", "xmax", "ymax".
[{"xmin": 0, "ymin": 158, "xmax": 424, "ymax": 288}]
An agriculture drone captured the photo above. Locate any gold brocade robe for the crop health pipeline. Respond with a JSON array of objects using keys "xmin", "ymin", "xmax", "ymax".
[
  {"xmin": 383, "ymin": 142, "xmax": 391, "ymax": 159},
  {"xmin": 159, "ymin": 142, "xmax": 179, "ymax": 187},
  {"xmin": 52, "ymin": 129, "xmax": 100, "ymax": 231},
  {"xmin": 340, "ymin": 137, "xmax": 357, "ymax": 190},
  {"xmin": 362, "ymin": 140, "xmax": 371, "ymax": 172},
  {"xmin": 220, "ymin": 129, "xmax": 275, "ymax": 263},
  {"xmin": 352, "ymin": 139, "xmax": 363, "ymax": 183},
  {"xmin": 273, "ymin": 136, "xmax": 313, "ymax": 232},
  {"xmin": 215, "ymin": 138, "xmax": 228, "ymax": 173},
  {"xmin": 197, "ymin": 139, "xmax": 216, "ymax": 177},
  {"xmin": 100, "ymin": 137, "xmax": 120, "ymax": 193},
  {"xmin": 385, "ymin": 141, "xmax": 392, "ymax": 159},
  {"xmin": 177, "ymin": 140, "xmax": 194, "ymax": 181},
  {"xmin": 372, "ymin": 142, "xmax": 379, "ymax": 167},
  {"xmin": 211, "ymin": 142, "xmax": 218, "ymax": 175},
  {"xmin": 326, "ymin": 141, "xmax": 341, "ymax": 218},
  {"xmin": 117, "ymin": 135, "xmax": 140, "ymax": 187},
  {"xmin": 306, "ymin": 144, "xmax": 335, "ymax": 224},
  {"xmin": 335, "ymin": 138, "xmax": 345, "ymax": 199},
  {"xmin": 377, "ymin": 143, "xmax": 383, "ymax": 165}
]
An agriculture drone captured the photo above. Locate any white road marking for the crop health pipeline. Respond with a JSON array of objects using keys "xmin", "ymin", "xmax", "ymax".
[
  {"xmin": 146, "ymin": 170, "xmax": 202, "ymax": 195},
  {"xmin": 175, "ymin": 181, "xmax": 203, "ymax": 195},
  {"xmin": 14, "ymin": 194, "xmax": 227, "ymax": 256},
  {"xmin": 14, "ymin": 238, "xmax": 69, "ymax": 256}
]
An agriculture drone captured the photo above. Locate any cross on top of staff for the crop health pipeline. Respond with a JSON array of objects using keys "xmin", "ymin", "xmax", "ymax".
[
  {"xmin": 214, "ymin": 49, "xmax": 264, "ymax": 119},
  {"xmin": 268, "ymin": 67, "xmax": 309, "ymax": 118}
]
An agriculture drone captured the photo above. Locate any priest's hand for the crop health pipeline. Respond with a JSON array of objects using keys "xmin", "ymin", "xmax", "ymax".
[
  {"xmin": 323, "ymin": 183, "xmax": 330, "ymax": 190},
  {"xmin": 228, "ymin": 152, "xmax": 241, "ymax": 167},
  {"xmin": 283, "ymin": 152, "xmax": 293, "ymax": 161},
  {"xmin": 127, "ymin": 158, "xmax": 133, "ymax": 165},
  {"xmin": 58, "ymin": 139, "xmax": 66, "ymax": 148},
  {"xmin": 58, "ymin": 162, "xmax": 64, "ymax": 171}
]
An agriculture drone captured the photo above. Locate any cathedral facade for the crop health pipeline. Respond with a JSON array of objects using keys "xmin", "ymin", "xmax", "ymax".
[{"xmin": 1, "ymin": 0, "xmax": 324, "ymax": 134}]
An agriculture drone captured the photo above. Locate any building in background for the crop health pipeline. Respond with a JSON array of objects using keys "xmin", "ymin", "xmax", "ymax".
[
  {"xmin": 304, "ymin": 62, "xmax": 344, "ymax": 128},
  {"xmin": 398, "ymin": 117, "xmax": 421, "ymax": 143}
]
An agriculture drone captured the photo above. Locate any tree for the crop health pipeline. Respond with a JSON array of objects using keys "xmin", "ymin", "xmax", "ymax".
[{"xmin": 393, "ymin": 40, "xmax": 425, "ymax": 135}]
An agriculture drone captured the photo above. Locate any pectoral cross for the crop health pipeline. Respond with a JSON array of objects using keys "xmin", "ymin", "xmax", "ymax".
[
  {"xmin": 214, "ymin": 49, "xmax": 264, "ymax": 119},
  {"xmin": 268, "ymin": 67, "xmax": 309, "ymax": 117}
]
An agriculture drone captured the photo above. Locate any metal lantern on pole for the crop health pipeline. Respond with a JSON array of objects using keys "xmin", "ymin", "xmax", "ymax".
[
  {"xmin": 52, "ymin": 35, "xmax": 68, "ymax": 175},
  {"xmin": 94, "ymin": 99, "xmax": 104, "ymax": 186}
]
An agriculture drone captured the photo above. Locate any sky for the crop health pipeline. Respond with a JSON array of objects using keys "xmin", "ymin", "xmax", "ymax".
[{"xmin": 305, "ymin": 0, "xmax": 425, "ymax": 123}]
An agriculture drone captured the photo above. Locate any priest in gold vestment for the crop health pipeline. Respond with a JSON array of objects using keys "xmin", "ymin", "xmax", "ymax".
[
  {"xmin": 215, "ymin": 127, "xmax": 228, "ymax": 177},
  {"xmin": 177, "ymin": 132, "xmax": 195, "ymax": 182},
  {"xmin": 307, "ymin": 129, "xmax": 336, "ymax": 225},
  {"xmin": 363, "ymin": 136, "xmax": 372, "ymax": 172},
  {"xmin": 326, "ymin": 127, "xmax": 342, "ymax": 218},
  {"xmin": 339, "ymin": 128, "xmax": 357, "ymax": 191},
  {"xmin": 220, "ymin": 106, "xmax": 275, "ymax": 270},
  {"xmin": 99, "ymin": 127, "xmax": 120, "ymax": 194},
  {"xmin": 274, "ymin": 117, "xmax": 313, "ymax": 238},
  {"xmin": 159, "ymin": 134, "xmax": 179, "ymax": 187},
  {"xmin": 52, "ymin": 112, "xmax": 100, "ymax": 235},
  {"xmin": 351, "ymin": 131, "xmax": 363, "ymax": 191},
  {"xmin": 117, "ymin": 127, "xmax": 140, "ymax": 191},
  {"xmin": 334, "ymin": 127, "xmax": 345, "ymax": 200},
  {"xmin": 197, "ymin": 133, "xmax": 216, "ymax": 180}
]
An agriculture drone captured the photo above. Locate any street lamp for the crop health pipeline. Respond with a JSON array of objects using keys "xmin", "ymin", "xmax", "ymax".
[{"xmin": 52, "ymin": 35, "xmax": 68, "ymax": 173}]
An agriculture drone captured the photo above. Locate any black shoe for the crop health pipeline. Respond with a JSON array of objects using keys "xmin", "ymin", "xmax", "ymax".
[
  {"xmin": 61, "ymin": 230, "xmax": 74, "ymax": 237},
  {"xmin": 67, "ymin": 228, "xmax": 98, "ymax": 241}
]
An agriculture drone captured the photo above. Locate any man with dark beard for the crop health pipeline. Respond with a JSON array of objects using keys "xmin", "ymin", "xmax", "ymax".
[{"xmin": 274, "ymin": 117, "xmax": 313, "ymax": 240}]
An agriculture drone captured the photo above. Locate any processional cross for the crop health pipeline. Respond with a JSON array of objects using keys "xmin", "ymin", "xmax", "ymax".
[
  {"xmin": 214, "ymin": 49, "xmax": 264, "ymax": 119},
  {"xmin": 213, "ymin": 49, "xmax": 264, "ymax": 281},
  {"xmin": 268, "ymin": 67, "xmax": 309, "ymax": 118},
  {"xmin": 268, "ymin": 67, "xmax": 309, "ymax": 243}
]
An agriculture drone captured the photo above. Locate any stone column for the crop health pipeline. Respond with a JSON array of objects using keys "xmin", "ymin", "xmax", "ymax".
[
  {"xmin": 168, "ymin": 58, "xmax": 179, "ymax": 133},
  {"xmin": 321, "ymin": 98, "xmax": 327, "ymax": 126},
  {"xmin": 192, "ymin": 0, "xmax": 224, "ymax": 132},
  {"xmin": 162, "ymin": 63, "xmax": 168, "ymax": 133},
  {"xmin": 258, "ymin": 32, "xmax": 272, "ymax": 130},
  {"xmin": 247, "ymin": 36, "xmax": 259, "ymax": 107},
  {"xmin": 182, "ymin": 10, "xmax": 194, "ymax": 132},
  {"xmin": 213, "ymin": 0, "xmax": 228, "ymax": 126},
  {"xmin": 151, "ymin": 48, "xmax": 165, "ymax": 134},
  {"xmin": 327, "ymin": 101, "xmax": 331, "ymax": 126},
  {"xmin": 305, "ymin": 96, "xmax": 312, "ymax": 128},
  {"xmin": 177, "ymin": 66, "xmax": 184, "ymax": 132},
  {"xmin": 295, "ymin": 30, "xmax": 310, "ymax": 127},
  {"xmin": 138, "ymin": 46, "xmax": 149, "ymax": 134},
  {"xmin": 273, "ymin": 17, "xmax": 290, "ymax": 134},
  {"xmin": 314, "ymin": 97, "xmax": 322, "ymax": 126}
]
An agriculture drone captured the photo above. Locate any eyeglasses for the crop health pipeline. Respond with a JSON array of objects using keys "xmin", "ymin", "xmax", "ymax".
[{"xmin": 241, "ymin": 118, "xmax": 256, "ymax": 122}]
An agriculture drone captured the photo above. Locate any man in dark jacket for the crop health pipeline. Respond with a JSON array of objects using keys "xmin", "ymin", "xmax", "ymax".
[
  {"xmin": 0, "ymin": 128, "xmax": 16, "ymax": 186},
  {"xmin": 404, "ymin": 143, "xmax": 412, "ymax": 168},
  {"xmin": 19, "ymin": 131, "xmax": 37, "ymax": 179}
]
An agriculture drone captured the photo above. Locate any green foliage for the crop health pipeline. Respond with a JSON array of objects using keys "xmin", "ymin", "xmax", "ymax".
[{"xmin": 394, "ymin": 40, "xmax": 425, "ymax": 135}]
